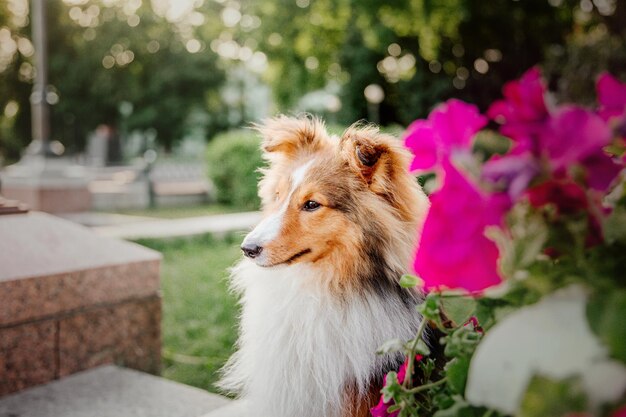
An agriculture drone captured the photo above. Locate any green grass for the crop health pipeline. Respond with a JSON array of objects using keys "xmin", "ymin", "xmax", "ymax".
[
  {"xmin": 111, "ymin": 203, "xmax": 242, "ymax": 219},
  {"xmin": 136, "ymin": 234, "xmax": 242, "ymax": 392}
]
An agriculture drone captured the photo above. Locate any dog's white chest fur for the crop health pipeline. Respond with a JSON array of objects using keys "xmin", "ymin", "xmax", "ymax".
[{"xmin": 219, "ymin": 260, "xmax": 421, "ymax": 417}]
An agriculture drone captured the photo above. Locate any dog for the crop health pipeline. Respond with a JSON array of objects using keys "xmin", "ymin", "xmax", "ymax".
[{"xmin": 218, "ymin": 116, "xmax": 430, "ymax": 417}]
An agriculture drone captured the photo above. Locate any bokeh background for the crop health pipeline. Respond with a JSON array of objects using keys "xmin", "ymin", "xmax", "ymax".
[
  {"xmin": 1, "ymin": 0, "xmax": 625, "ymax": 164},
  {"xmin": 1, "ymin": 0, "xmax": 624, "ymax": 394}
]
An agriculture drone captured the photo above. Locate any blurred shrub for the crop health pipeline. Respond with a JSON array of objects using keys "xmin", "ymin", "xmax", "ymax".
[{"xmin": 206, "ymin": 129, "xmax": 264, "ymax": 211}]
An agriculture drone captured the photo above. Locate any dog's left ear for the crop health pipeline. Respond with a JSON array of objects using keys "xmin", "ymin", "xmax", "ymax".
[
  {"xmin": 254, "ymin": 115, "xmax": 328, "ymax": 162},
  {"xmin": 340, "ymin": 124, "xmax": 410, "ymax": 192}
]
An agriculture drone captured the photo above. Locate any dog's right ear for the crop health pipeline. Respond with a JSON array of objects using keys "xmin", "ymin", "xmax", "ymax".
[{"xmin": 254, "ymin": 115, "xmax": 328, "ymax": 161}]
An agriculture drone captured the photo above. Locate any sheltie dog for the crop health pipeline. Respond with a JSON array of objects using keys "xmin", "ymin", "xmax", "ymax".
[{"xmin": 218, "ymin": 116, "xmax": 430, "ymax": 417}]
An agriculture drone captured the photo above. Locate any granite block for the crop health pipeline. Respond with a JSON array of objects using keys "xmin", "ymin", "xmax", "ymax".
[
  {"xmin": 0, "ymin": 212, "xmax": 162, "ymax": 396},
  {"xmin": 58, "ymin": 297, "xmax": 161, "ymax": 376},
  {"xmin": 0, "ymin": 212, "xmax": 161, "ymax": 282},
  {"xmin": 0, "ymin": 322, "xmax": 56, "ymax": 396},
  {"xmin": 0, "ymin": 212, "xmax": 161, "ymax": 327},
  {"xmin": 0, "ymin": 261, "xmax": 160, "ymax": 327},
  {"xmin": 2, "ymin": 185, "xmax": 92, "ymax": 213}
]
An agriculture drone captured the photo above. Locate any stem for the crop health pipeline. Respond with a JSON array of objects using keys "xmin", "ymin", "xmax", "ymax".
[
  {"xmin": 402, "ymin": 317, "xmax": 428, "ymax": 388},
  {"xmin": 440, "ymin": 291, "xmax": 481, "ymax": 298},
  {"xmin": 404, "ymin": 377, "xmax": 447, "ymax": 394}
]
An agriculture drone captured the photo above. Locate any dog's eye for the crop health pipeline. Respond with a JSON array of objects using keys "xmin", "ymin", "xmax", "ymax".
[{"xmin": 302, "ymin": 200, "xmax": 321, "ymax": 212}]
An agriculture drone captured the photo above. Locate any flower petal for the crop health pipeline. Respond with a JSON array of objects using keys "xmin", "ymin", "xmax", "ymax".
[
  {"xmin": 430, "ymin": 99, "xmax": 487, "ymax": 151},
  {"xmin": 482, "ymin": 152, "xmax": 541, "ymax": 201},
  {"xmin": 582, "ymin": 150, "xmax": 623, "ymax": 192},
  {"xmin": 539, "ymin": 106, "xmax": 612, "ymax": 172},
  {"xmin": 466, "ymin": 286, "xmax": 626, "ymax": 415},
  {"xmin": 414, "ymin": 162, "xmax": 506, "ymax": 292},
  {"xmin": 596, "ymin": 72, "xmax": 626, "ymax": 121},
  {"xmin": 404, "ymin": 120, "xmax": 438, "ymax": 171}
]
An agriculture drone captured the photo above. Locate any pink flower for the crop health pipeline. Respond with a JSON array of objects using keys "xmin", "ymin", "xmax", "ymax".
[
  {"xmin": 414, "ymin": 161, "xmax": 509, "ymax": 292},
  {"xmin": 482, "ymin": 152, "xmax": 541, "ymax": 201},
  {"xmin": 526, "ymin": 179, "xmax": 588, "ymax": 215},
  {"xmin": 404, "ymin": 99, "xmax": 487, "ymax": 171},
  {"xmin": 581, "ymin": 150, "xmax": 624, "ymax": 192},
  {"xmin": 596, "ymin": 72, "xmax": 626, "ymax": 121},
  {"xmin": 488, "ymin": 67, "xmax": 548, "ymax": 153},
  {"xmin": 466, "ymin": 316, "xmax": 484, "ymax": 333},
  {"xmin": 539, "ymin": 106, "xmax": 611, "ymax": 171},
  {"xmin": 371, "ymin": 356, "xmax": 423, "ymax": 417},
  {"xmin": 538, "ymin": 106, "xmax": 620, "ymax": 191}
]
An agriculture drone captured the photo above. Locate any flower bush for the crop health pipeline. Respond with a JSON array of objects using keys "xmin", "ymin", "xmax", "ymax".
[{"xmin": 373, "ymin": 68, "xmax": 626, "ymax": 417}]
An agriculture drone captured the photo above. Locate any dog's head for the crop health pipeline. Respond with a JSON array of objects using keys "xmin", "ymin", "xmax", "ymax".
[{"xmin": 241, "ymin": 116, "xmax": 428, "ymax": 287}]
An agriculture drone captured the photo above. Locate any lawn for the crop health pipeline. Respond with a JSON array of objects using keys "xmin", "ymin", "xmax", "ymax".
[{"xmin": 136, "ymin": 234, "xmax": 242, "ymax": 392}]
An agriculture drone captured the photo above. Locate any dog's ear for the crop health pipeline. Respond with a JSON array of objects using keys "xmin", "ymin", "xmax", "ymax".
[
  {"xmin": 340, "ymin": 123, "xmax": 410, "ymax": 192},
  {"xmin": 255, "ymin": 115, "xmax": 328, "ymax": 161},
  {"xmin": 341, "ymin": 123, "xmax": 428, "ymax": 224}
]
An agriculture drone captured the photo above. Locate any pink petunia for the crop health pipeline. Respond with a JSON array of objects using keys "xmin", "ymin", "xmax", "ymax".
[
  {"xmin": 487, "ymin": 66, "xmax": 548, "ymax": 153},
  {"xmin": 539, "ymin": 106, "xmax": 611, "ymax": 171},
  {"xmin": 413, "ymin": 161, "xmax": 509, "ymax": 292},
  {"xmin": 538, "ymin": 105, "xmax": 620, "ymax": 191},
  {"xmin": 482, "ymin": 152, "xmax": 541, "ymax": 201},
  {"xmin": 526, "ymin": 179, "xmax": 588, "ymax": 215},
  {"xmin": 404, "ymin": 99, "xmax": 487, "ymax": 172},
  {"xmin": 370, "ymin": 355, "xmax": 423, "ymax": 417},
  {"xmin": 596, "ymin": 72, "xmax": 626, "ymax": 122}
]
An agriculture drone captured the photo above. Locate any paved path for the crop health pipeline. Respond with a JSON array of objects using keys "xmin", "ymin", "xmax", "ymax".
[
  {"xmin": 60, "ymin": 212, "xmax": 156, "ymax": 227},
  {"xmin": 92, "ymin": 211, "xmax": 262, "ymax": 240}
]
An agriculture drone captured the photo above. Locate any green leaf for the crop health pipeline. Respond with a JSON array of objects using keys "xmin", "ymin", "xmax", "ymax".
[
  {"xmin": 473, "ymin": 302, "xmax": 495, "ymax": 330},
  {"xmin": 444, "ymin": 356, "xmax": 470, "ymax": 394},
  {"xmin": 377, "ymin": 338, "xmax": 405, "ymax": 355},
  {"xmin": 417, "ymin": 292, "xmax": 441, "ymax": 322},
  {"xmin": 400, "ymin": 274, "xmax": 423, "ymax": 288},
  {"xmin": 433, "ymin": 395, "xmax": 498, "ymax": 417},
  {"xmin": 381, "ymin": 372, "xmax": 401, "ymax": 403},
  {"xmin": 443, "ymin": 325, "xmax": 482, "ymax": 358},
  {"xmin": 603, "ymin": 205, "xmax": 626, "ymax": 244},
  {"xmin": 519, "ymin": 375, "xmax": 587, "ymax": 417},
  {"xmin": 586, "ymin": 289, "xmax": 626, "ymax": 364},
  {"xmin": 441, "ymin": 296, "xmax": 477, "ymax": 326},
  {"xmin": 488, "ymin": 204, "xmax": 548, "ymax": 277},
  {"xmin": 415, "ymin": 338, "xmax": 431, "ymax": 356},
  {"xmin": 419, "ymin": 357, "xmax": 437, "ymax": 380}
]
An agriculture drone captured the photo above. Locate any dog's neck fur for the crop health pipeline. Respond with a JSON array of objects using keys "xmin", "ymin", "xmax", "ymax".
[{"xmin": 219, "ymin": 260, "xmax": 422, "ymax": 417}]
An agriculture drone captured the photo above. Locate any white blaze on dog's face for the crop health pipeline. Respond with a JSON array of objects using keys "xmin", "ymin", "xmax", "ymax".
[
  {"xmin": 241, "ymin": 116, "xmax": 429, "ymax": 290},
  {"xmin": 241, "ymin": 159, "xmax": 316, "ymax": 264}
]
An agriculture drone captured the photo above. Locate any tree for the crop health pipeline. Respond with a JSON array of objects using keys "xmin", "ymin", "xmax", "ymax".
[
  {"xmin": 0, "ymin": 0, "xmax": 227, "ymax": 159},
  {"xmin": 236, "ymin": 0, "xmax": 623, "ymax": 126}
]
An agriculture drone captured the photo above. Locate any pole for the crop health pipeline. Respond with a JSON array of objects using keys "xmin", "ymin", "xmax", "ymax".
[{"xmin": 28, "ymin": 0, "xmax": 57, "ymax": 156}]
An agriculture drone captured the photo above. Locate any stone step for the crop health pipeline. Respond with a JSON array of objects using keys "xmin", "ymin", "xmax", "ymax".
[
  {"xmin": 199, "ymin": 401, "xmax": 246, "ymax": 417},
  {"xmin": 0, "ymin": 365, "xmax": 230, "ymax": 417}
]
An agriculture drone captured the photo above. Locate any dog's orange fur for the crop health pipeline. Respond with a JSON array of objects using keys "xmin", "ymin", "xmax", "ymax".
[{"xmin": 341, "ymin": 380, "xmax": 383, "ymax": 417}]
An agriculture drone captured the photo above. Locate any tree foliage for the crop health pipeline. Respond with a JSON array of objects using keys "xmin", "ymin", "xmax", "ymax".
[
  {"xmin": 0, "ymin": 0, "xmax": 226, "ymax": 159},
  {"xmin": 1, "ymin": 0, "xmax": 624, "ymax": 161},
  {"xmin": 238, "ymin": 0, "xmax": 623, "ymax": 125}
]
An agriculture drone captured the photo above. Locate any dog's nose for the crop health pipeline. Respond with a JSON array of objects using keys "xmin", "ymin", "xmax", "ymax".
[{"xmin": 241, "ymin": 243, "xmax": 263, "ymax": 259}]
